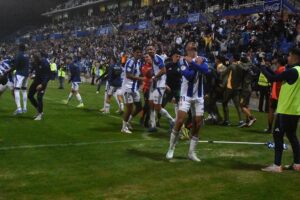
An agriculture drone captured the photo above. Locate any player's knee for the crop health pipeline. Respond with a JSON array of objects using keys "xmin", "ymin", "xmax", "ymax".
[{"xmin": 176, "ymin": 117, "xmax": 185, "ymax": 127}]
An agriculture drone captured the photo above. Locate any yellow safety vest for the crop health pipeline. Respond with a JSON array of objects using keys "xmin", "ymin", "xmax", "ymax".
[
  {"xmin": 99, "ymin": 68, "xmax": 104, "ymax": 76},
  {"xmin": 58, "ymin": 68, "xmax": 66, "ymax": 77},
  {"xmin": 258, "ymin": 72, "xmax": 270, "ymax": 86},
  {"xmin": 277, "ymin": 66, "xmax": 300, "ymax": 115},
  {"xmin": 50, "ymin": 63, "xmax": 57, "ymax": 72}
]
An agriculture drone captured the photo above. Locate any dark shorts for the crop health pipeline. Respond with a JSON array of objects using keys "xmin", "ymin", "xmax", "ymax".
[
  {"xmin": 162, "ymin": 89, "xmax": 180, "ymax": 107},
  {"xmin": 240, "ymin": 91, "xmax": 251, "ymax": 107},
  {"xmin": 269, "ymin": 98, "xmax": 278, "ymax": 110}
]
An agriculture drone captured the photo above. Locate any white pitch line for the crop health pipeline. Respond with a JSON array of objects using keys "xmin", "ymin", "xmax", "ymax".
[
  {"xmin": 198, "ymin": 140, "xmax": 266, "ymax": 145},
  {"xmin": 0, "ymin": 139, "xmax": 158, "ymax": 151}
]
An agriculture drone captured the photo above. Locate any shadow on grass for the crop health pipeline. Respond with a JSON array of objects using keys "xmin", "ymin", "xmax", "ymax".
[
  {"xmin": 127, "ymin": 148, "xmax": 165, "ymax": 161},
  {"xmin": 229, "ymin": 160, "xmax": 265, "ymax": 171},
  {"xmin": 4, "ymin": 115, "xmax": 34, "ymax": 120},
  {"xmin": 127, "ymin": 148, "xmax": 187, "ymax": 162},
  {"xmin": 240, "ymin": 129, "xmax": 267, "ymax": 134}
]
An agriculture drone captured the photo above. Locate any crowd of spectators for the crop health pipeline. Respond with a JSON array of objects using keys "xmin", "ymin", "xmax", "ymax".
[{"xmin": 0, "ymin": 0, "xmax": 299, "ymax": 77}]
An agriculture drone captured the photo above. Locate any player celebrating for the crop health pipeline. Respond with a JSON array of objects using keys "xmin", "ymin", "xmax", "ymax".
[
  {"xmin": 166, "ymin": 42, "xmax": 209, "ymax": 162},
  {"xmin": 28, "ymin": 52, "xmax": 51, "ymax": 120},
  {"xmin": 147, "ymin": 45, "xmax": 174, "ymax": 132},
  {"xmin": 13, "ymin": 43, "xmax": 30, "ymax": 115},
  {"xmin": 63, "ymin": 56, "xmax": 84, "ymax": 108},
  {"xmin": 121, "ymin": 46, "xmax": 143, "ymax": 134}
]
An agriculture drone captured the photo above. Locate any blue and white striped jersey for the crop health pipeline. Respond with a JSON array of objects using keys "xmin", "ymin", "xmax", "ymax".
[
  {"xmin": 179, "ymin": 56, "xmax": 209, "ymax": 98},
  {"xmin": 152, "ymin": 54, "xmax": 166, "ymax": 88},
  {"xmin": 122, "ymin": 58, "xmax": 141, "ymax": 92}
]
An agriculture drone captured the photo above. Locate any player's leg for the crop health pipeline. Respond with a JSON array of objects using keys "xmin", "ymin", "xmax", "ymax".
[
  {"xmin": 13, "ymin": 75, "xmax": 24, "ymax": 115},
  {"xmin": 65, "ymin": 82, "xmax": 75, "ymax": 104},
  {"xmin": 116, "ymin": 88, "xmax": 124, "ymax": 114},
  {"xmin": 103, "ymin": 86, "xmax": 114, "ymax": 113},
  {"xmin": 141, "ymin": 90, "xmax": 150, "ymax": 127},
  {"xmin": 121, "ymin": 92, "xmax": 134, "ymax": 134},
  {"xmin": 148, "ymin": 88, "xmax": 156, "ymax": 130},
  {"xmin": 155, "ymin": 88, "xmax": 174, "ymax": 129},
  {"xmin": 100, "ymin": 81, "xmax": 109, "ymax": 111},
  {"xmin": 113, "ymin": 91, "xmax": 120, "ymax": 112},
  {"xmin": 21, "ymin": 77, "xmax": 28, "ymax": 113},
  {"xmin": 75, "ymin": 92, "xmax": 84, "ymax": 108},
  {"xmin": 187, "ymin": 98, "xmax": 204, "ymax": 162},
  {"xmin": 166, "ymin": 96, "xmax": 190, "ymax": 160},
  {"xmin": 127, "ymin": 92, "xmax": 142, "ymax": 130},
  {"xmin": 74, "ymin": 83, "xmax": 84, "ymax": 107},
  {"xmin": 28, "ymin": 80, "xmax": 38, "ymax": 112},
  {"xmin": 34, "ymin": 85, "xmax": 47, "ymax": 121}
]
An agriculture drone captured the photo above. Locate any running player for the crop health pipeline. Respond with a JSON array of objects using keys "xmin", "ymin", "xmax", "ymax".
[
  {"xmin": 147, "ymin": 45, "xmax": 174, "ymax": 132},
  {"xmin": 63, "ymin": 56, "xmax": 84, "ymax": 108},
  {"xmin": 166, "ymin": 42, "xmax": 209, "ymax": 162},
  {"xmin": 103, "ymin": 57, "xmax": 124, "ymax": 114},
  {"xmin": 121, "ymin": 46, "xmax": 143, "ymax": 134}
]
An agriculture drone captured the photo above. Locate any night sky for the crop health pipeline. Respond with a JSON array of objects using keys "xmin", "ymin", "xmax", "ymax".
[{"xmin": 0, "ymin": 0, "xmax": 67, "ymax": 39}]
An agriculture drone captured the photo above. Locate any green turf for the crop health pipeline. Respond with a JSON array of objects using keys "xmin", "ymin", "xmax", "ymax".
[{"xmin": 0, "ymin": 81, "xmax": 299, "ymax": 200}]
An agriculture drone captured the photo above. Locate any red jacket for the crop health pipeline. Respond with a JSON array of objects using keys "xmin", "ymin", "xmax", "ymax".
[
  {"xmin": 141, "ymin": 63, "xmax": 152, "ymax": 93},
  {"xmin": 271, "ymin": 66, "xmax": 285, "ymax": 100}
]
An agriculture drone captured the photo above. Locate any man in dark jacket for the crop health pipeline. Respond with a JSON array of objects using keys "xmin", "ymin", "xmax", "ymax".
[
  {"xmin": 28, "ymin": 52, "xmax": 51, "ymax": 120},
  {"xmin": 222, "ymin": 54, "xmax": 244, "ymax": 126}
]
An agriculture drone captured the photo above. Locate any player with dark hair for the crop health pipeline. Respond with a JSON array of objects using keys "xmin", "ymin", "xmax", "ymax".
[
  {"xmin": 63, "ymin": 56, "xmax": 84, "ymax": 108},
  {"xmin": 102, "ymin": 57, "xmax": 124, "ymax": 114},
  {"xmin": 147, "ymin": 45, "xmax": 174, "ymax": 132},
  {"xmin": 121, "ymin": 46, "xmax": 144, "ymax": 134},
  {"xmin": 28, "ymin": 52, "xmax": 51, "ymax": 120},
  {"xmin": 13, "ymin": 43, "xmax": 30, "ymax": 115},
  {"xmin": 166, "ymin": 42, "xmax": 209, "ymax": 162}
]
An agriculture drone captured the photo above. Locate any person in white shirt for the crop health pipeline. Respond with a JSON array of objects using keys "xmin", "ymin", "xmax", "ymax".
[
  {"xmin": 147, "ymin": 45, "xmax": 175, "ymax": 132},
  {"xmin": 166, "ymin": 42, "xmax": 209, "ymax": 162},
  {"xmin": 121, "ymin": 46, "xmax": 144, "ymax": 134}
]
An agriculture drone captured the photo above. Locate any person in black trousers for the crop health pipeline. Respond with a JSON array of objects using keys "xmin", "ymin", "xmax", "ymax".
[
  {"xmin": 28, "ymin": 52, "xmax": 51, "ymax": 121},
  {"xmin": 261, "ymin": 48, "xmax": 300, "ymax": 173}
]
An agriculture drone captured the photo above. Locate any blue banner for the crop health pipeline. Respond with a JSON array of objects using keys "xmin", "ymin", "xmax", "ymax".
[
  {"xmin": 76, "ymin": 31, "xmax": 90, "ymax": 37},
  {"xmin": 138, "ymin": 21, "xmax": 149, "ymax": 30},
  {"xmin": 49, "ymin": 33, "xmax": 64, "ymax": 39},
  {"xmin": 188, "ymin": 13, "xmax": 200, "ymax": 23},
  {"xmin": 220, "ymin": 6, "xmax": 264, "ymax": 16},
  {"xmin": 264, "ymin": 0, "xmax": 282, "ymax": 12},
  {"xmin": 164, "ymin": 18, "xmax": 187, "ymax": 26},
  {"xmin": 96, "ymin": 26, "xmax": 113, "ymax": 35}
]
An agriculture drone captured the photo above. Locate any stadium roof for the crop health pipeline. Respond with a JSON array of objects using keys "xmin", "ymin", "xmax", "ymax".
[{"xmin": 42, "ymin": 0, "xmax": 110, "ymax": 17}]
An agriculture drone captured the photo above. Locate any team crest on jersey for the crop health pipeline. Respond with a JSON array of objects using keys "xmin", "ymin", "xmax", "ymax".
[{"xmin": 180, "ymin": 65, "xmax": 186, "ymax": 71}]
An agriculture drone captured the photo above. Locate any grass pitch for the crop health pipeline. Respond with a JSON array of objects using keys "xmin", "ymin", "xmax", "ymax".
[{"xmin": 0, "ymin": 81, "xmax": 299, "ymax": 200}]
